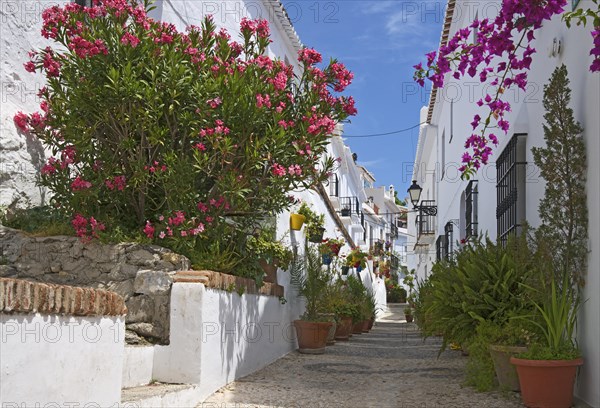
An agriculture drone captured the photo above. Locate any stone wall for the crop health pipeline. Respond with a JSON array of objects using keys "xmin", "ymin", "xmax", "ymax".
[{"xmin": 0, "ymin": 226, "xmax": 189, "ymax": 344}]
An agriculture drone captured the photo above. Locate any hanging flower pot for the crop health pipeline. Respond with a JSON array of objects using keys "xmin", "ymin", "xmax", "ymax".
[
  {"xmin": 290, "ymin": 213, "xmax": 306, "ymax": 230},
  {"xmin": 341, "ymin": 266, "xmax": 350, "ymax": 275},
  {"xmin": 308, "ymin": 227, "xmax": 325, "ymax": 243},
  {"xmin": 340, "ymin": 208, "xmax": 351, "ymax": 217},
  {"xmin": 356, "ymin": 265, "xmax": 362, "ymax": 273},
  {"xmin": 322, "ymin": 253, "xmax": 332, "ymax": 265}
]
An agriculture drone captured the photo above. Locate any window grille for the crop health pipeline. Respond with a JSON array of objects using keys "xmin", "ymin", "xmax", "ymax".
[
  {"xmin": 496, "ymin": 134, "xmax": 527, "ymax": 245},
  {"xmin": 465, "ymin": 180, "xmax": 478, "ymax": 239}
]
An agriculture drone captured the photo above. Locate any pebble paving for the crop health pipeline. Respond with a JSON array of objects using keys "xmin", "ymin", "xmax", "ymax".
[{"xmin": 202, "ymin": 305, "xmax": 524, "ymax": 408}]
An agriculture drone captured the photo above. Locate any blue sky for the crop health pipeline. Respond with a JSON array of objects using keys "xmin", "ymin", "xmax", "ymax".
[{"xmin": 281, "ymin": 0, "xmax": 446, "ymax": 195}]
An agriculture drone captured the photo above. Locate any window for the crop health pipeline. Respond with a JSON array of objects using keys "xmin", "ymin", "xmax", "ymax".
[
  {"xmin": 496, "ymin": 134, "xmax": 527, "ymax": 244},
  {"xmin": 74, "ymin": 0, "xmax": 94, "ymax": 6},
  {"xmin": 327, "ymin": 173, "xmax": 339, "ymax": 197},
  {"xmin": 436, "ymin": 235, "xmax": 447, "ymax": 261},
  {"xmin": 444, "ymin": 221, "xmax": 453, "ymax": 256},
  {"xmin": 465, "ymin": 180, "xmax": 478, "ymax": 239}
]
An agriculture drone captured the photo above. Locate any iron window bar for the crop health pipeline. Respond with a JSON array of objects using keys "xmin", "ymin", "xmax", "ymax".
[
  {"xmin": 339, "ymin": 196, "xmax": 360, "ymax": 216},
  {"xmin": 465, "ymin": 180, "xmax": 479, "ymax": 239}
]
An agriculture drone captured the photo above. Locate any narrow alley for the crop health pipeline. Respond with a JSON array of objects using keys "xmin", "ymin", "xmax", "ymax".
[{"xmin": 202, "ymin": 305, "xmax": 524, "ymax": 408}]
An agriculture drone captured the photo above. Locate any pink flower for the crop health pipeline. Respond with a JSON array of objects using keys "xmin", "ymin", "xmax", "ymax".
[
  {"xmin": 240, "ymin": 17, "xmax": 257, "ymax": 34},
  {"xmin": 143, "ymin": 221, "xmax": 155, "ymax": 238},
  {"xmin": 207, "ymin": 97, "xmax": 222, "ymax": 108},
  {"xmin": 256, "ymin": 19, "xmax": 270, "ymax": 38},
  {"xmin": 298, "ymin": 47, "xmax": 322, "ymax": 66},
  {"xmin": 13, "ymin": 112, "xmax": 29, "ymax": 132},
  {"xmin": 271, "ymin": 163, "xmax": 286, "ymax": 177},
  {"xmin": 288, "ymin": 164, "xmax": 302, "ymax": 176},
  {"xmin": 194, "ymin": 143, "xmax": 207, "ymax": 151},
  {"xmin": 256, "ymin": 93, "xmax": 271, "ymax": 109},
  {"xmin": 71, "ymin": 176, "xmax": 92, "ymax": 191},
  {"xmin": 121, "ymin": 32, "xmax": 140, "ymax": 48},
  {"xmin": 24, "ymin": 61, "xmax": 36, "ymax": 73},
  {"xmin": 159, "ymin": 231, "xmax": 166, "ymax": 239}
]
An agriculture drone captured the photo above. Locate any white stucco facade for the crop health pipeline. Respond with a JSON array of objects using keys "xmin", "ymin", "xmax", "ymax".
[
  {"xmin": 409, "ymin": 2, "xmax": 599, "ymax": 406},
  {"xmin": 0, "ymin": 313, "xmax": 125, "ymax": 407}
]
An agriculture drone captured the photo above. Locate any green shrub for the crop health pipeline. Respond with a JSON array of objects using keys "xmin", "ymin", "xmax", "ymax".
[{"xmin": 415, "ymin": 234, "xmax": 537, "ymax": 354}]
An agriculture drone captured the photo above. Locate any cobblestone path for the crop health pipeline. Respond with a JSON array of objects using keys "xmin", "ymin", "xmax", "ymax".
[{"xmin": 202, "ymin": 305, "xmax": 524, "ymax": 408}]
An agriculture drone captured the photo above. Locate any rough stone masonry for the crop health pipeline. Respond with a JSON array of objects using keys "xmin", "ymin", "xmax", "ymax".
[{"xmin": 0, "ymin": 226, "xmax": 190, "ymax": 344}]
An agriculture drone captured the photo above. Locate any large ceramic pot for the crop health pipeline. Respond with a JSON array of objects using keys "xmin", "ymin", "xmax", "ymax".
[
  {"xmin": 293, "ymin": 320, "xmax": 332, "ymax": 354},
  {"xmin": 258, "ymin": 259, "xmax": 278, "ymax": 284},
  {"xmin": 334, "ymin": 316, "xmax": 353, "ymax": 341},
  {"xmin": 352, "ymin": 321, "xmax": 364, "ymax": 334},
  {"xmin": 361, "ymin": 319, "xmax": 370, "ymax": 333},
  {"xmin": 511, "ymin": 357, "xmax": 584, "ymax": 408},
  {"xmin": 367, "ymin": 317, "xmax": 375, "ymax": 331},
  {"xmin": 488, "ymin": 344, "xmax": 528, "ymax": 391},
  {"xmin": 290, "ymin": 213, "xmax": 306, "ymax": 230}
]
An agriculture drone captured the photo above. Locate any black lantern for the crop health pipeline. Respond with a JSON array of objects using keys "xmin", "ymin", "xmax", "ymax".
[
  {"xmin": 407, "ymin": 180, "xmax": 422, "ymax": 208},
  {"xmin": 407, "ymin": 180, "xmax": 437, "ymax": 215}
]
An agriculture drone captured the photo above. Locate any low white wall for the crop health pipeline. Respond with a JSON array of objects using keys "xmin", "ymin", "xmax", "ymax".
[
  {"xmin": 122, "ymin": 345, "xmax": 155, "ymax": 389},
  {"xmin": 0, "ymin": 313, "xmax": 125, "ymax": 407},
  {"xmin": 153, "ymin": 282, "xmax": 301, "ymax": 401}
]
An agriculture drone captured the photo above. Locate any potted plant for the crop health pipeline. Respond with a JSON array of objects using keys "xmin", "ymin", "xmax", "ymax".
[
  {"xmin": 318, "ymin": 237, "xmax": 344, "ymax": 265},
  {"xmin": 247, "ymin": 228, "xmax": 293, "ymax": 284},
  {"xmin": 290, "ymin": 245, "xmax": 332, "ymax": 354},
  {"xmin": 297, "ymin": 202, "xmax": 325, "ymax": 243},
  {"xmin": 346, "ymin": 247, "xmax": 368, "ymax": 272},
  {"xmin": 404, "ymin": 306, "xmax": 414, "ymax": 323},
  {"xmin": 511, "ymin": 273, "xmax": 583, "ymax": 408},
  {"xmin": 340, "ymin": 206, "xmax": 351, "ymax": 217},
  {"xmin": 290, "ymin": 212, "xmax": 306, "ymax": 231},
  {"xmin": 475, "ymin": 320, "xmax": 531, "ymax": 392}
]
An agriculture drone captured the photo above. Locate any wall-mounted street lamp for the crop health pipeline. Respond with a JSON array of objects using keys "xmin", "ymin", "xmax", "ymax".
[{"xmin": 407, "ymin": 180, "xmax": 437, "ymax": 216}]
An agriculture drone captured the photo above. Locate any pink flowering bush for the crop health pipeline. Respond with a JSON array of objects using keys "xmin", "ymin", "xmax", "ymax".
[
  {"xmin": 16, "ymin": 0, "xmax": 356, "ymax": 272},
  {"xmin": 414, "ymin": 0, "xmax": 598, "ymax": 178}
]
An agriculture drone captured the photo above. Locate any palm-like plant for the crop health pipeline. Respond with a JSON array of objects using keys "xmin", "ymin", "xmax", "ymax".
[{"xmin": 290, "ymin": 246, "xmax": 330, "ymax": 321}]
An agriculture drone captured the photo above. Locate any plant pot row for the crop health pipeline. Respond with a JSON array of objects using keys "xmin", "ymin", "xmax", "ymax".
[{"xmin": 294, "ymin": 316, "xmax": 375, "ymax": 352}]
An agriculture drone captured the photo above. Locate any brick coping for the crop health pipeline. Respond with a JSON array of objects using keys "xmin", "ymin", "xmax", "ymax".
[
  {"xmin": 0, "ymin": 277, "xmax": 127, "ymax": 317},
  {"xmin": 173, "ymin": 270, "xmax": 284, "ymax": 298}
]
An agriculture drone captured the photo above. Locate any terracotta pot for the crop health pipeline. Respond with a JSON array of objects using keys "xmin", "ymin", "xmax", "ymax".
[
  {"xmin": 290, "ymin": 213, "xmax": 306, "ymax": 230},
  {"xmin": 352, "ymin": 321, "xmax": 364, "ymax": 334},
  {"xmin": 326, "ymin": 320, "xmax": 337, "ymax": 345},
  {"xmin": 489, "ymin": 344, "xmax": 528, "ymax": 391},
  {"xmin": 334, "ymin": 316, "xmax": 353, "ymax": 341},
  {"xmin": 293, "ymin": 320, "xmax": 332, "ymax": 354},
  {"xmin": 258, "ymin": 259, "xmax": 278, "ymax": 284},
  {"xmin": 367, "ymin": 317, "xmax": 374, "ymax": 330},
  {"xmin": 511, "ymin": 357, "xmax": 583, "ymax": 408},
  {"xmin": 361, "ymin": 319, "xmax": 370, "ymax": 333}
]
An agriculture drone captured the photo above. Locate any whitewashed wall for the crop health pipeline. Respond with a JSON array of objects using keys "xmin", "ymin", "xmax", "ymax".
[
  {"xmin": 0, "ymin": 313, "xmax": 125, "ymax": 407},
  {"xmin": 152, "ymin": 282, "xmax": 303, "ymax": 401},
  {"xmin": 0, "ymin": 0, "xmax": 70, "ymax": 209},
  {"xmin": 411, "ymin": 2, "xmax": 599, "ymax": 405}
]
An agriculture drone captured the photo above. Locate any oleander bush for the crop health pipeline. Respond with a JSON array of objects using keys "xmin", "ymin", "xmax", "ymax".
[{"xmin": 13, "ymin": 0, "xmax": 356, "ymax": 275}]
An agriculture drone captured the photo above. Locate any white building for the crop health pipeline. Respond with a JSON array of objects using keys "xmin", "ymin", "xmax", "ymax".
[{"xmin": 408, "ymin": 1, "xmax": 599, "ymax": 406}]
